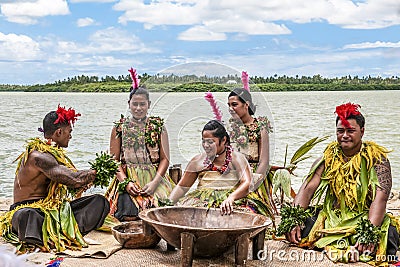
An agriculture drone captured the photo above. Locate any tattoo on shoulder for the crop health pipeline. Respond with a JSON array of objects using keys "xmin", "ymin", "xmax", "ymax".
[
  {"xmin": 375, "ymin": 157, "xmax": 392, "ymax": 196},
  {"xmin": 34, "ymin": 152, "xmax": 94, "ymax": 187},
  {"xmin": 34, "ymin": 152, "xmax": 58, "ymax": 170}
]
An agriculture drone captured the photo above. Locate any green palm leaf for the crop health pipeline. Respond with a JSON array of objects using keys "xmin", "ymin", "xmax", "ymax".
[
  {"xmin": 290, "ymin": 136, "xmax": 329, "ymax": 165},
  {"xmin": 290, "ymin": 155, "xmax": 312, "ymax": 166}
]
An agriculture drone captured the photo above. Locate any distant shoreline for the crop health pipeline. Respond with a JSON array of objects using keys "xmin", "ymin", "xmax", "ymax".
[
  {"xmin": 1, "ymin": 73, "xmax": 399, "ymax": 93},
  {"xmin": 1, "ymin": 83, "xmax": 399, "ymax": 93}
]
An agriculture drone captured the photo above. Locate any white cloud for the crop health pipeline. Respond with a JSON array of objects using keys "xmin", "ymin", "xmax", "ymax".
[
  {"xmin": 0, "ymin": 0, "xmax": 69, "ymax": 25},
  {"xmin": 114, "ymin": 0, "xmax": 292, "ymax": 41},
  {"xmin": 41, "ymin": 27, "xmax": 160, "ymax": 71},
  {"xmin": 203, "ymin": 20, "xmax": 291, "ymax": 35},
  {"xmin": 0, "ymin": 26, "xmax": 159, "ymax": 82},
  {"xmin": 180, "ymin": 20, "xmax": 291, "ymax": 41},
  {"xmin": 178, "ymin": 26, "xmax": 226, "ymax": 41},
  {"xmin": 0, "ymin": 27, "xmax": 160, "ymax": 84},
  {"xmin": 87, "ymin": 27, "xmax": 159, "ymax": 54},
  {"xmin": 112, "ymin": 0, "xmax": 400, "ymax": 37},
  {"xmin": 344, "ymin": 41, "xmax": 400, "ymax": 49},
  {"xmin": 325, "ymin": 0, "xmax": 400, "ymax": 29},
  {"xmin": 0, "ymin": 32, "xmax": 42, "ymax": 61},
  {"xmin": 48, "ymin": 54, "xmax": 130, "ymax": 67},
  {"xmin": 114, "ymin": 0, "xmax": 202, "ymax": 26},
  {"xmin": 50, "ymin": 27, "xmax": 157, "ymax": 54},
  {"xmin": 57, "ymin": 41, "xmax": 83, "ymax": 53},
  {"xmin": 0, "ymin": 0, "xmax": 36, "ymax": 3},
  {"xmin": 77, "ymin": 17, "xmax": 95, "ymax": 27},
  {"xmin": 203, "ymin": 1, "xmax": 325, "ymax": 24}
]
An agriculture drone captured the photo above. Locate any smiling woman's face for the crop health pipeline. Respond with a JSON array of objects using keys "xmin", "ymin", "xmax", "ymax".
[
  {"xmin": 202, "ymin": 130, "xmax": 226, "ymax": 157},
  {"xmin": 228, "ymin": 95, "xmax": 248, "ymax": 120},
  {"xmin": 202, "ymin": 130, "xmax": 219, "ymax": 157},
  {"xmin": 129, "ymin": 94, "xmax": 149, "ymax": 120}
]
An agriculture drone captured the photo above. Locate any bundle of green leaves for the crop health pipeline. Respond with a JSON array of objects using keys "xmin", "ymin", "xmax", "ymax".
[
  {"xmin": 186, "ymin": 188, "xmax": 231, "ymax": 208},
  {"xmin": 276, "ymin": 204, "xmax": 311, "ymax": 236},
  {"xmin": 68, "ymin": 152, "xmax": 118, "ymax": 196},
  {"xmin": 353, "ymin": 218, "xmax": 381, "ymax": 245},
  {"xmin": 89, "ymin": 151, "xmax": 119, "ymax": 188},
  {"xmin": 157, "ymin": 198, "xmax": 174, "ymax": 207}
]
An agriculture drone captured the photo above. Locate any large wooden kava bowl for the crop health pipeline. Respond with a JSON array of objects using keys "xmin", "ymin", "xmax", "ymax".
[{"xmin": 139, "ymin": 206, "xmax": 271, "ymax": 257}]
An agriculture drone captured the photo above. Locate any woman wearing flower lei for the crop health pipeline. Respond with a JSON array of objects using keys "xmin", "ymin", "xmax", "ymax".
[
  {"xmin": 0, "ymin": 105, "xmax": 109, "ymax": 253},
  {"xmin": 226, "ymin": 71, "xmax": 275, "ymax": 217},
  {"xmin": 105, "ymin": 67, "xmax": 173, "ymax": 221},
  {"xmin": 282, "ymin": 103, "xmax": 400, "ymax": 265},
  {"xmin": 168, "ymin": 119, "xmax": 252, "ymax": 215}
]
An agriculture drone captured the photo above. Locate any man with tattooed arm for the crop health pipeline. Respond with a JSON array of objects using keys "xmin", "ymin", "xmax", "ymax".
[
  {"xmin": 0, "ymin": 106, "xmax": 109, "ymax": 252},
  {"xmin": 280, "ymin": 103, "xmax": 399, "ymax": 264}
]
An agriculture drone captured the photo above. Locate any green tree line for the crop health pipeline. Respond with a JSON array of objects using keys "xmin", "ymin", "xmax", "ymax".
[{"xmin": 1, "ymin": 73, "xmax": 399, "ymax": 92}]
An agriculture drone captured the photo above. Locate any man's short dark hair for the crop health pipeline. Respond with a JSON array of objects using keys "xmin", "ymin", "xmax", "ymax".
[
  {"xmin": 336, "ymin": 113, "xmax": 365, "ymax": 128},
  {"xmin": 43, "ymin": 111, "xmax": 69, "ymax": 138}
]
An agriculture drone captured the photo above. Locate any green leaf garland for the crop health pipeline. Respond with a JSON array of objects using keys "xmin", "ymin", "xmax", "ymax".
[{"xmin": 276, "ymin": 204, "xmax": 312, "ymax": 236}]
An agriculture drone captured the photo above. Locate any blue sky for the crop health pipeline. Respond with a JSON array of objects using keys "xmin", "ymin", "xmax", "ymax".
[{"xmin": 0, "ymin": 0, "xmax": 399, "ymax": 85}]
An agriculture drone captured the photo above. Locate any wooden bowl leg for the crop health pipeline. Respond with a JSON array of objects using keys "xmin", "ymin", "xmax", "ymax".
[
  {"xmin": 142, "ymin": 221, "xmax": 152, "ymax": 235},
  {"xmin": 181, "ymin": 232, "xmax": 196, "ymax": 267},
  {"xmin": 252, "ymin": 229, "xmax": 266, "ymax": 259},
  {"xmin": 235, "ymin": 232, "xmax": 250, "ymax": 266}
]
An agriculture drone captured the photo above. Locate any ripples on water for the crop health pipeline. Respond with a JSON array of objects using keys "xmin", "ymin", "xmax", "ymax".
[{"xmin": 0, "ymin": 91, "xmax": 399, "ymax": 198}]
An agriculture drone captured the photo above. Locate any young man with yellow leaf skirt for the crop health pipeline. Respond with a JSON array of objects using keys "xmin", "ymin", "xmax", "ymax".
[
  {"xmin": 280, "ymin": 103, "xmax": 399, "ymax": 265},
  {"xmin": 0, "ymin": 106, "xmax": 109, "ymax": 252}
]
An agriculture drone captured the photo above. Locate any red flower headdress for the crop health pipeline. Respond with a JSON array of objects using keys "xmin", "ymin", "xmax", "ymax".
[
  {"xmin": 128, "ymin": 67, "xmax": 140, "ymax": 90},
  {"xmin": 205, "ymin": 91, "xmax": 223, "ymax": 121},
  {"xmin": 54, "ymin": 105, "xmax": 81, "ymax": 126},
  {"xmin": 335, "ymin": 102, "xmax": 361, "ymax": 128},
  {"xmin": 241, "ymin": 71, "xmax": 249, "ymax": 91}
]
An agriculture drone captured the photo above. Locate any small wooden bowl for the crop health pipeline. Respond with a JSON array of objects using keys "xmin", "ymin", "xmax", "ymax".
[{"xmin": 112, "ymin": 221, "xmax": 161, "ymax": 249}]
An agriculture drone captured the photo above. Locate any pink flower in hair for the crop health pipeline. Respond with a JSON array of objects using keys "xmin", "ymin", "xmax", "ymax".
[
  {"xmin": 128, "ymin": 67, "xmax": 140, "ymax": 89},
  {"xmin": 204, "ymin": 91, "xmax": 223, "ymax": 121},
  {"xmin": 241, "ymin": 71, "xmax": 249, "ymax": 91}
]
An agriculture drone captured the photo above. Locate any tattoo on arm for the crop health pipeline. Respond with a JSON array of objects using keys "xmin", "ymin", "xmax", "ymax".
[
  {"xmin": 374, "ymin": 157, "xmax": 392, "ymax": 196},
  {"xmin": 34, "ymin": 153, "xmax": 95, "ymax": 188}
]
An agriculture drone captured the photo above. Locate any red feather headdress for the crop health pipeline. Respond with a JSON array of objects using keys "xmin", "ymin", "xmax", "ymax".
[
  {"xmin": 205, "ymin": 91, "xmax": 223, "ymax": 121},
  {"xmin": 54, "ymin": 105, "xmax": 81, "ymax": 126},
  {"xmin": 128, "ymin": 67, "xmax": 140, "ymax": 89},
  {"xmin": 335, "ymin": 102, "xmax": 361, "ymax": 128}
]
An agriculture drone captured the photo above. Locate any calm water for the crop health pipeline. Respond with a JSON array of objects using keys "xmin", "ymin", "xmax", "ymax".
[{"xmin": 0, "ymin": 91, "xmax": 399, "ymax": 198}]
